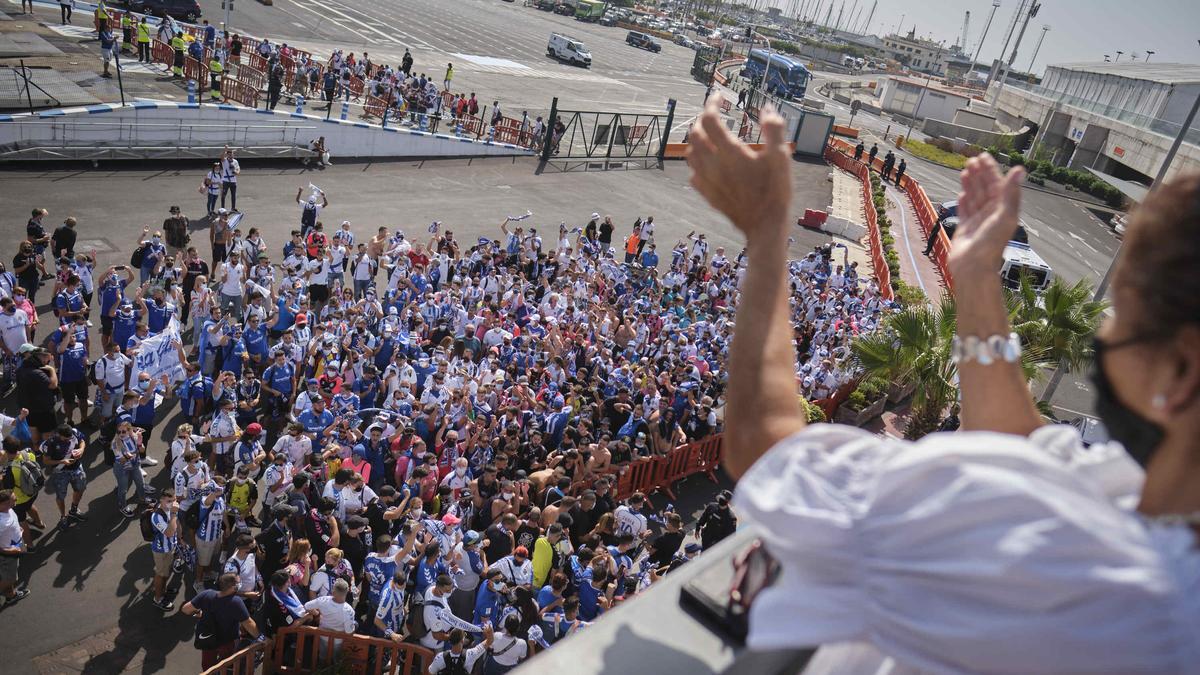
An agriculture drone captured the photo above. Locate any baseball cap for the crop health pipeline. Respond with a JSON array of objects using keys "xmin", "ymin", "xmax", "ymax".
[
  {"xmin": 441, "ymin": 513, "xmax": 461, "ymax": 526},
  {"xmin": 246, "ymin": 423, "xmax": 263, "ymax": 436},
  {"xmin": 17, "ymin": 343, "xmax": 36, "ymax": 354},
  {"xmin": 514, "ymin": 546, "xmax": 529, "ymax": 559},
  {"xmin": 272, "ymin": 503, "xmax": 298, "ymax": 518},
  {"xmin": 464, "ymin": 530, "xmax": 481, "ymax": 547},
  {"xmin": 295, "ymin": 314, "xmax": 308, "ymax": 325},
  {"xmin": 346, "ymin": 515, "xmax": 368, "ymax": 530}
]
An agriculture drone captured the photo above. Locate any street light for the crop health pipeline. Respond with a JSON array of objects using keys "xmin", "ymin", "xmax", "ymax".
[
  {"xmin": 965, "ymin": 0, "xmax": 1001, "ymax": 87},
  {"xmin": 1114, "ymin": 50, "xmax": 1124, "ymax": 62},
  {"xmin": 1145, "ymin": 50, "xmax": 1155, "ymax": 62}
]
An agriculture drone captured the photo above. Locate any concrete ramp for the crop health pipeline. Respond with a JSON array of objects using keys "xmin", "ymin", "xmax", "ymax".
[{"xmin": 0, "ymin": 99, "xmax": 536, "ymax": 161}]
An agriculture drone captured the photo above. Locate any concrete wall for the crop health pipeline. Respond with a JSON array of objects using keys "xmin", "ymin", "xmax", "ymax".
[
  {"xmin": 923, "ymin": 118, "xmax": 1012, "ymax": 148},
  {"xmin": 0, "ymin": 100, "xmax": 535, "ymax": 159},
  {"xmin": 878, "ymin": 77, "xmax": 968, "ymax": 123},
  {"xmin": 952, "ymin": 107, "xmax": 995, "ymax": 129}
]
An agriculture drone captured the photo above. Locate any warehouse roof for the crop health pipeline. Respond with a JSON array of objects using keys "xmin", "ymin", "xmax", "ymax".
[{"xmin": 1048, "ymin": 62, "xmax": 1200, "ymax": 85}]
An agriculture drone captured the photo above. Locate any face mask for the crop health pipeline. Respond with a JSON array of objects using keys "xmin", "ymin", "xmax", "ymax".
[
  {"xmin": 14, "ymin": 295, "xmax": 25, "ymax": 302},
  {"xmin": 455, "ymin": 467, "xmax": 467, "ymax": 477},
  {"xmin": 502, "ymin": 492, "xmax": 514, "ymax": 501},
  {"xmin": 1090, "ymin": 337, "xmax": 1164, "ymax": 469},
  {"xmin": 411, "ymin": 509, "xmax": 424, "ymax": 519},
  {"xmin": 153, "ymin": 236, "xmax": 162, "ymax": 244}
]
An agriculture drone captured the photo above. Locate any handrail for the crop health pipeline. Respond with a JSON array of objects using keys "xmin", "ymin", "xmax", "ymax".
[
  {"xmin": 274, "ymin": 625, "xmax": 434, "ymax": 675},
  {"xmin": 199, "ymin": 639, "xmax": 266, "ymax": 675}
]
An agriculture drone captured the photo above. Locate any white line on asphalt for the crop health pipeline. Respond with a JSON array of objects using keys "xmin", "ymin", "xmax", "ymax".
[
  {"xmin": 282, "ymin": 0, "xmax": 405, "ymax": 46},
  {"xmin": 1068, "ymin": 231, "xmax": 1098, "ymax": 253},
  {"xmin": 277, "ymin": 0, "xmax": 377, "ymax": 44},
  {"xmin": 886, "ymin": 186, "xmax": 927, "ymax": 296}
]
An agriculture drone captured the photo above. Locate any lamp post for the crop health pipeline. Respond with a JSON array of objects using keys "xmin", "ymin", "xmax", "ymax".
[
  {"xmin": 1026, "ymin": 24, "xmax": 1049, "ymax": 76},
  {"xmin": 905, "ymin": 72, "xmax": 934, "ymax": 142},
  {"xmin": 1145, "ymin": 50, "xmax": 1155, "ymax": 62},
  {"xmin": 1114, "ymin": 50, "xmax": 1124, "ymax": 62},
  {"xmin": 965, "ymin": 0, "xmax": 1001, "ymax": 87}
]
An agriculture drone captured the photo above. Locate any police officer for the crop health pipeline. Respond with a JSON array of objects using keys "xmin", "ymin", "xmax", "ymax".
[
  {"xmin": 170, "ymin": 31, "xmax": 186, "ymax": 79},
  {"xmin": 136, "ymin": 16, "xmax": 151, "ymax": 63},
  {"xmin": 209, "ymin": 55, "xmax": 224, "ymax": 102},
  {"xmin": 267, "ymin": 60, "xmax": 284, "ymax": 111}
]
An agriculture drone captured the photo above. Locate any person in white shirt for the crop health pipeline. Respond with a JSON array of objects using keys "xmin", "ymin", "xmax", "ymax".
[
  {"xmin": 272, "ymin": 424, "xmax": 312, "ymax": 466},
  {"xmin": 613, "ymin": 492, "xmax": 650, "ymax": 543},
  {"xmin": 485, "ymin": 615, "xmax": 531, "ymax": 671},
  {"xmin": 428, "ymin": 626, "xmax": 493, "ymax": 674},
  {"xmin": 94, "ymin": 342, "xmax": 132, "ymax": 420},
  {"xmin": 492, "ymin": 547, "xmax": 533, "ymax": 588},
  {"xmin": 0, "ymin": 299, "xmax": 30, "ymax": 356},
  {"xmin": 217, "ymin": 252, "xmax": 246, "ymax": 317},
  {"xmin": 303, "ymin": 578, "xmax": 356, "ymax": 653},
  {"xmin": 420, "ymin": 575, "xmax": 483, "ymax": 650}
]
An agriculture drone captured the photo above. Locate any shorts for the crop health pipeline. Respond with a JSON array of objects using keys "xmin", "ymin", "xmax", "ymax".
[
  {"xmin": 101, "ymin": 315, "xmax": 114, "ymax": 336},
  {"xmin": 27, "ymin": 409, "xmax": 59, "ymax": 434},
  {"xmin": 0, "ymin": 556, "xmax": 18, "ymax": 584},
  {"xmin": 195, "ymin": 537, "xmax": 221, "ymax": 566},
  {"xmin": 61, "ymin": 379, "xmax": 89, "ymax": 405},
  {"xmin": 153, "ymin": 550, "xmax": 174, "ymax": 577},
  {"xmin": 103, "ymin": 50, "xmax": 113, "ymax": 65},
  {"xmin": 13, "ymin": 499, "xmax": 33, "ymax": 523},
  {"xmin": 51, "ymin": 469, "xmax": 87, "ymax": 500}
]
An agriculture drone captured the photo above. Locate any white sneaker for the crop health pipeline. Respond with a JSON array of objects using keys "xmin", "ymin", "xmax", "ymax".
[
  {"xmin": 142, "ymin": 457, "xmax": 159, "ymax": 467},
  {"xmin": 140, "ymin": 469, "xmax": 148, "ymax": 478}
]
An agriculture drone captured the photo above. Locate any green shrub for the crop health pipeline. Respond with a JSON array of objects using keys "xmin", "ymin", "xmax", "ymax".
[
  {"xmin": 901, "ymin": 139, "xmax": 968, "ymax": 170},
  {"xmin": 1050, "ymin": 166, "xmax": 1070, "ymax": 183},
  {"xmin": 843, "ymin": 390, "xmax": 869, "ymax": 411},
  {"xmin": 1009, "ymin": 152, "xmax": 1026, "ymax": 166},
  {"xmin": 801, "ymin": 398, "xmax": 828, "ymax": 423},
  {"xmin": 893, "ymin": 280, "xmax": 928, "ymax": 307},
  {"xmin": 858, "ymin": 376, "xmax": 888, "ymax": 401},
  {"xmin": 1027, "ymin": 174, "xmax": 1045, "ymax": 186},
  {"xmin": 1023, "ymin": 158, "xmax": 1040, "ymax": 174}
]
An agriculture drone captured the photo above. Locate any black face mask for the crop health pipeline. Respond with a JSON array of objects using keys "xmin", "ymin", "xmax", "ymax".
[{"xmin": 1090, "ymin": 337, "xmax": 1164, "ymax": 468}]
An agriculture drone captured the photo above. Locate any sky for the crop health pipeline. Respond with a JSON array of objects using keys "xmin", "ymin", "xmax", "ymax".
[{"xmin": 775, "ymin": 0, "xmax": 1200, "ymax": 75}]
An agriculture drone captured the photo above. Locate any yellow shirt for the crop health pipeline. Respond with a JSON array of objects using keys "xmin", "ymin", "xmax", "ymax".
[
  {"xmin": 171, "ymin": 36, "xmax": 186, "ymax": 52},
  {"xmin": 3, "ymin": 449, "xmax": 37, "ymax": 504},
  {"xmin": 210, "ymin": 59, "xmax": 224, "ymax": 74},
  {"xmin": 137, "ymin": 23, "xmax": 151, "ymax": 43}
]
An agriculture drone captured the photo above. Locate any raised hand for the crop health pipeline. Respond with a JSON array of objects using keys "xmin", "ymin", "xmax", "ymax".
[
  {"xmin": 949, "ymin": 154, "xmax": 1026, "ymax": 285},
  {"xmin": 686, "ymin": 97, "xmax": 792, "ymax": 245}
]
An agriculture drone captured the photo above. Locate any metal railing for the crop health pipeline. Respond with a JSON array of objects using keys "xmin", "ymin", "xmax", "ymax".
[
  {"xmin": 1, "ymin": 119, "xmax": 316, "ymax": 149},
  {"xmin": 1003, "ymin": 79, "xmax": 1200, "ymax": 146}
]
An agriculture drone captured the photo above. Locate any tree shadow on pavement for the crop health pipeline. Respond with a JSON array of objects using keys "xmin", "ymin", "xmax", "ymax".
[{"xmin": 79, "ymin": 550, "xmax": 195, "ymax": 674}]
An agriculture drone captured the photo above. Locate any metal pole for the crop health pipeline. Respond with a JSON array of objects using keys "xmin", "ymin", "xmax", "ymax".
[
  {"xmin": 965, "ymin": 0, "xmax": 1000, "ymax": 86},
  {"xmin": 990, "ymin": 0, "xmax": 1025, "ymax": 88},
  {"xmin": 905, "ymin": 73, "xmax": 933, "ymax": 141},
  {"xmin": 224, "ymin": 0, "xmax": 232, "ymax": 38},
  {"xmin": 990, "ymin": 0, "xmax": 1037, "ymax": 107},
  {"xmin": 659, "ymin": 98, "xmax": 677, "ymax": 160},
  {"xmin": 541, "ymin": 97, "xmax": 559, "ymax": 161},
  {"xmin": 20, "ymin": 60, "xmax": 34, "ymax": 114},
  {"xmin": 114, "ymin": 43, "xmax": 127, "ymax": 106},
  {"xmin": 1026, "ymin": 25, "xmax": 1049, "ymax": 76}
]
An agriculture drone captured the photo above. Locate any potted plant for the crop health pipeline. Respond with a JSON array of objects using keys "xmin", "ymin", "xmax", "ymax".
[{"xmin": 835, "ymin": 378, "xmax": 887, "ymax": 427}]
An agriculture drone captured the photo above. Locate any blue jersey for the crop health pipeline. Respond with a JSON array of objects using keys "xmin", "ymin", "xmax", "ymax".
[
  {"xmin": 375, "ymin": 583, "xmax": 406, "ymax": 632},
  {"xmin": 55, "ymin": 288, "xmax": 84, "ymax": 315},
  {"xmin": 271, "ymin": 298, "xmax": 296, "ymax": 332},
  {"xmin": 145, "ymin": 300, "xmax": 175, "ymax": 333},
  {"xmin": 59, "ymin": 342, "xmax": 89, "ymax": 383},
  {"xmin": 112, "ymin": 310, "xmax": 140, "ymax": 352},
  {"xmin": 222, "ymin": 338, "xmax": 247, "ymax": 377},
  {"xmin": 99, "ymin": 278, "xmax": 127, "ymax": 316},
  {"xmin": 353, "ymin": 376, "xmax": 381, "ymax": 409},
  {"xmin": 196, "ymin": 497, "xmax": 225, "ymax": 542},
  {"xmin": 414, "ymin": 558, "xmax": 447, "ymax": 598},
  {"xmin": 243, "ymin": 325, "xmax": 269, "ymax": 358},
  {"xmin": 263, "ymin": 362, "xmax": 295, "ymax": 397},
  {"xmin": 133, "ymin": 383, "xmax": 159, "ymax": 426},
  {"xmin": 330, "ymin": 392, "xmax": 359, "ymax": 418},
  {"xmin": 150, "ymin": 509, "xmax": 178, "ymax": 554},
  {"xmin": 298, "ymin": 408, "xmax": 334, "ymax": 437},
  {"xmin": 363, "ymin": 553, "xmax": 398, "ymax": 606}
]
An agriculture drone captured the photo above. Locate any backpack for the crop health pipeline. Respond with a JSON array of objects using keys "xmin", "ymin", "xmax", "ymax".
[
  {"xmin": 140, "ymin": 508, "xmax": 162, "ymax": 542},
  {"xmin": 130, "ymin": 243, "xmax": 147, "ymax": 268},
  {"xmin": 440, "ymin": 650, "xmax": 471, "ymax": 675},
  {"xmin": 301, "ymin": 204, "xmax": 317, "ymax": 229}
]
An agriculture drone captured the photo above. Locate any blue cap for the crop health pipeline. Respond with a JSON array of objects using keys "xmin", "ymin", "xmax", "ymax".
[{"xmin": 307, "ymin": 377, "xmax": 319, "ymax": 385}]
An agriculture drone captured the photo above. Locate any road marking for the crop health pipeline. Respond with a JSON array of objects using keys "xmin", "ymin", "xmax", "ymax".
[
  {"xmin": 1068, "ymin": 231, "xmax": 1098, "ymax": 253},
  {"xmin": 886, "ymin": 186, "xmax": 927, "ymax": 297}
]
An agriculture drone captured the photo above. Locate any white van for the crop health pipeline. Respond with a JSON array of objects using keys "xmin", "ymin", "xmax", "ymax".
[
  {"xmin": 1000, "ymin": 241, "xmax": 1054, "ymax": 292},
  {"xmin": 548, "ymin": 33, "xmax": 592, "ymax": 67}
]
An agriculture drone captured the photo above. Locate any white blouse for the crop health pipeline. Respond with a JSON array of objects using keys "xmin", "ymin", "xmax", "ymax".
[{"xmin": 734, "ymin": 423, "xmax": 1200, "ymax": 674}]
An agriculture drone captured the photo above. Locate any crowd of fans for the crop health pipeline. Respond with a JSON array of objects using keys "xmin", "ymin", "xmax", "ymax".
[{"xmin": 0, "ymin": 165, "xmax": 890, "ymax": 671}]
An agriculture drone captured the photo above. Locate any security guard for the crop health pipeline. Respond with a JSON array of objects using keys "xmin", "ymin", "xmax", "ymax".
[
  {"xmin": 120, "ymin": 12, "xmax": 134, "ymax": 54},
  {"xmin": 170, "ymin": 31, "xmax": 186, "ymax": 79},
  {"xmin": 209, "ymin": 56, "xmax": 224, "ymax": 102},
  {"xmin": 94, "ymin": 0, "xmax": 109, "ymax": 34},
  {"xmin": 136, "ymin": 16, "xmax": 151, "ymax": 63}
]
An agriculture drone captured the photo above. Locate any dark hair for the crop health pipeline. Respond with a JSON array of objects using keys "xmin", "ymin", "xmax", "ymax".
[
  {"xmin": 1114, "ymin": 172, "xmax": 1200, "ymax": 335},
  {"xmin": 217, "ymin": 573, "xmax": 240, "ymax": 592}
]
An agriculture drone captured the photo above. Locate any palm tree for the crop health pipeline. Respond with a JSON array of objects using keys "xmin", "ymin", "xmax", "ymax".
[
  {"xmin": 852, "ymin": 292, "xmax": 1052, "ymax": 438},
  {"xmin": 851, "ymin": 294, "xmax": 958, "ymax": 438},
  {"xmin": 1005, "ymin": 273, "xmax": 1108, "ymax": 402}
]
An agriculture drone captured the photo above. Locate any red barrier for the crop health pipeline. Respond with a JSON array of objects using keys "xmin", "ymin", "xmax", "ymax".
[
  {"xmin": 825, "ymin": 140, "xmax": 894, "ymax": 300},
  {"xmin": 612, "ymin": 457, "xmax": 655, "ymax": 502},
  {"xmin": 221, "ymin": 76, "xmax": 260, "ymax": 108},
  {"xmin": 151, "ymin": 39, "xmax": 174, "ymax": 68},
  {"xmin": 900, "ymin": 175, "xmax": 954, "ymax": 288},
  {"xmin": 183, "ymin": 55, "xmax": 208, "ymax": 84},
  {"xmin": 235, "ymin": 65, "xmax": 266, "ymax": 93},
  {"xmin": 362, "ymin": 93, "xmax": 389, "ymax": 120}
]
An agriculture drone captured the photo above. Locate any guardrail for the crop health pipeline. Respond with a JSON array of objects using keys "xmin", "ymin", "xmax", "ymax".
[
  {"xmin": 565, "ymin": 433, "xmax": 723, "ymax": 504},
  {"xmin": 899, "ymin": 174, "xmax": 953, "ymax": 288},
  {"xmin": 221, "ymin": 76, "xmax": 260, "ymax": 108},
  {"xmin": 0, "ymin": 118, "xmax": 314, "ymax": 149},
  {"xmin": 825, "ymin": 140, "xmax": 894, "ymax": 300}
]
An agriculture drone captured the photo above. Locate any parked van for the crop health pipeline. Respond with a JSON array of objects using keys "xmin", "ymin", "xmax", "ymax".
[
  {"xmin": 1000, "ymin": 240, "xmax": 1054, "ymax": 292},
  {"xmin": 548, "ymin": 33, "xmax": 592, "ymax": 67},
  {"xmin": 626, "ymin": 31, "xmax": 662, "ymax": 53}
]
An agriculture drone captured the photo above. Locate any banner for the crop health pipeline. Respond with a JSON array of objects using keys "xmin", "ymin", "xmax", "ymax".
[{"xmin": 132, "ymin": 322, "xmax": 185, "ymax": 384}]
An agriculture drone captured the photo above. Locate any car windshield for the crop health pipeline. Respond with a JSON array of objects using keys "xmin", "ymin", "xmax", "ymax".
[{"xmin": 571, "ymin": 42, "xmax": 586, "ymax": 52}]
